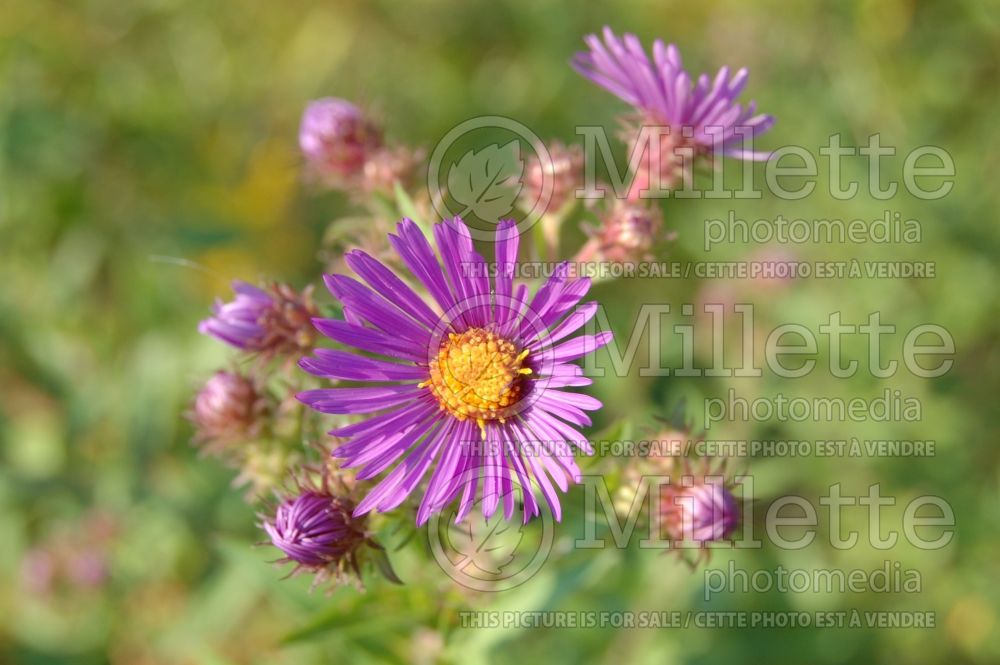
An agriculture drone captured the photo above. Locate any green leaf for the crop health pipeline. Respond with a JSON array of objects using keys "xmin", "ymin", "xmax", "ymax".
[
  {"xmin": 590, "ymin": 417, "xmax": 630, "ymax": 444},
  {"xmin": 370, "ymin": 546, "xmax": 404, "ymax": 585},
  {"xmin": 279, "ymin": 598, "xmax": 364, "ymax": 645},
  {"xmin": 394, "ymin": 181, "xmax": 427, "ymax": 229},
  {"xmin": 280, "ymin": 601, "xmax": 415, "ymax": 645}
]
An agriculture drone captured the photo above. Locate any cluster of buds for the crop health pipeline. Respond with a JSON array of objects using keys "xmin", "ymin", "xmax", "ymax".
[
  {"xmin": 192, "ymin": 279, "xmax": 320, "ymax": 497},
  {"xmin": 188, "ymin": 368, "xmax": 289, "ymax": 497},
  {"xmin": 300, "ymin": 98, "xmax": 382, "ymax": 182},
  {"xmin": 194, "ymin": 272, "xmax": 395, "ymax": 586},
  {"xmin": 521, "ymin": 141, "xmax": 587, "ymax": 259},
  {"xmin": 361, "ymin": 144, "xmax": 424, "ymax": 195},
  {"xmin": 300, "ymin": 97, "xmax": 421, "ymax": 195}
]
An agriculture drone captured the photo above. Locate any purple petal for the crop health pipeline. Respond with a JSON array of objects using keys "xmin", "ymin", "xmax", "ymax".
[
  {"xmin": 298, "ymin": 385, "xmax": 422, "ymax": 414},
  {"xmin": 550, "ymin": 331, "xmax": 613, "ymax": 363},
  {"xmin": 312, "ymin": 318, "xmax": 426, "ymax": 362},
  {"xmin": 324, "ymin": 274, "xmax": 432, "ymax": 345},
  {"xmin": 344, "ymin": 250, "xmax": 442, "ymax": 330},
  {"xmin": 330, "ymin": 398, "xmax": 436, "ymax": 438},
  {"xmin": 388, "ymin": 219, "xmax": 458, "ymax": 315},
  {"xmin": 299, "ymin": 349, "xmax": 426, "ymax": 382},
  {"xmin": 531, "ymin": 392, "xmax": 592, "ymax": 427},
  {"xmin": 494, "ymin": 219, "xmax": 519, "ymax": 326},
  {"xmin": 529, "ymin": 301, "xmax": 599, "ymax": 350}
]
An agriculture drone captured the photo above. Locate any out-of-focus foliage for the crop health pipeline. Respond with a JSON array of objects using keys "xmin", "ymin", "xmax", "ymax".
[{"xmin": 1, "ymin": 0, "xmax": 998, "ymax": 663}]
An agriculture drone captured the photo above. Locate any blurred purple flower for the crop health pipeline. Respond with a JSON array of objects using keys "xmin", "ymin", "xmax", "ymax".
[
  {"xmin": 300, "ymin": 98, "xmax": 382, "ymax": 181},
  {"xmin": 21, "ymin": 548, "xmax": 56, "ymax": 595},
  {"xmin": 298, "ymin": 218, "xmax": 612, "ymax": 524},
  {"xmin": 572, "ymin": 27, "xmax": 774, "ymax": 161},
  {"xmin": 66, "ymin": 549, "xmax": 108, "ymax": 589},
  {"xmin": 21, "ymin": 522, "xmax": 114, "ymax": 595}
]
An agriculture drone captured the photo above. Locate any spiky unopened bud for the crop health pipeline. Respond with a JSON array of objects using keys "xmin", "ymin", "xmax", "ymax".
[
  {"xmin": 620, "ymin": 116, "xmax": 699, "ymax": 199},
  {"xmin": 522, "ymin": 141, "xmax": 584, "ymax": 214},
  {"xmin": 265, "ymin": 491, "xmax": 365, "ymax": 567},
  {"xmin": 190, "ymin": 371, "xmax": 267, "ymax": 452},
  {"xmin": 661, "ymin": 479, "xmax": 739, "ymax": 543},
  {"xmin": 263, "ymin": 485, "xmax": 374, "ymax": 588},
  {"xmin": 579, "ymin": 202, "xmax": 662, "ymax": 264}
]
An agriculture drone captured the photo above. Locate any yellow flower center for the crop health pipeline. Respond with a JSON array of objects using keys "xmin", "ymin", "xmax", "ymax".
[{"xmin": 421, "ymin": 328, "xmax": 532, "ymax": 439}]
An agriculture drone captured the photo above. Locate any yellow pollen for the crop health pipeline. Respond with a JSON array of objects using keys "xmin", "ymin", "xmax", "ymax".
[{"xmin": 423, "ymin": 328, "xmax": 530, "ymax": 437}]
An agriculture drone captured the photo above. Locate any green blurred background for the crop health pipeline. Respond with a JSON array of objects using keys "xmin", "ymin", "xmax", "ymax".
[{"xmin": 2, "ymin": 0, "xmax": 999, "ymax": 663}]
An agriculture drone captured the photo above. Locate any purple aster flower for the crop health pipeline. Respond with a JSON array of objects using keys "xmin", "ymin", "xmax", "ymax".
[
  {"xmin": 298, "ymin": 217, "xmax": 612, "ymax": 524},
  {"xmin": 300, "ymin": 97, "xmax": 382, "ymax": 183},
  {"xmin": 661, "ymin": 474, "xmax": 740, "ymax": 544},
  {"xmin": 199, "ymin": 281, "xmax": 317, "ymax": 357},
  {"xmin": 265, "ymin": 491, "xmax": 367, "ymax": 567},
  {"xmin": 573, "ymin": 27, "xmax": 774, "ymax": 160}
]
